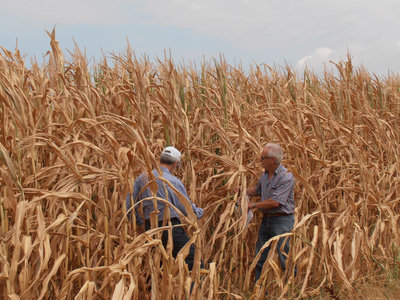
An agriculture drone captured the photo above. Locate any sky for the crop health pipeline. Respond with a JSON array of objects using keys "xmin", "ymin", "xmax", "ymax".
[{"xmin": 1, "ymin": 0, "xmax": 400, "ymax": 77}]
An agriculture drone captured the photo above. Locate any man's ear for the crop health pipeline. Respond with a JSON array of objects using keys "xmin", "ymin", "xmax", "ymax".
[{"xmin": 171, "ymin": 161, "xmax": 177, "ymax": 169}]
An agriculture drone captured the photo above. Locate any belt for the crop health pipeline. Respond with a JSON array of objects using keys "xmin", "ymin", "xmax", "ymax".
[
  {"xmin": 145, "ymin": 217, "xmax": 180, "ymax": 226},
  {"xmin": 144, "ymin": 217, "xmax": 180, "ymax": 231},
  {"xmin": 168, "ymin": 217, "xmax": 180, "ymax": 223},
  {"xmin": 263, "ymin": 212, "xmax": 293, "ymax": 218}
]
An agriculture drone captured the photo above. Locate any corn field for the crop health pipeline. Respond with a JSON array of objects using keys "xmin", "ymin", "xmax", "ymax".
[{"xmin": 1, "ymin": 31, "xmax": 399, "ymax": 299}]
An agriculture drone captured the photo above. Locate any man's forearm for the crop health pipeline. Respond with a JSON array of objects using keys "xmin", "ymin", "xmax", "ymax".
[
  {"xmin": 136, "ymin": 224, "xmax": 145, "ymax": 234},
  {"xmin": 249, "ymin": 199, "xmax": 280, "ymax": 210},
  {"xmin": 246, "ymin": 187, "xmax": 258, "ymax": 196}
]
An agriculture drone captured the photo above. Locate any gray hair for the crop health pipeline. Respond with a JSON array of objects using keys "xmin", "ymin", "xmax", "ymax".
[
  {"xmin": 160, "ymin": 153, "xmax": 179, "ymax": 165},
  {"xmin": 264, "ymin": 143, "xmax": 283, "ymax": 165}
]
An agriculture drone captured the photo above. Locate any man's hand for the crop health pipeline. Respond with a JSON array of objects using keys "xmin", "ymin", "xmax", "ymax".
[
  {"xmin": 136, "ymin": 224, "xmax": 145, "ymax": 235},
  {"xmin": 233, "ymin": 186, "xmax": 255, "ymax": 195},
  {"xmin": 232, "ymin": 186, "xmax": 240, "ymax": 194}
]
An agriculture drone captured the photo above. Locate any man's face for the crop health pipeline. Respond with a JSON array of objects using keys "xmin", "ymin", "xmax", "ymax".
[{"xmin": 260, "ymin": 147, "xmax": 274, "ymax": 170}]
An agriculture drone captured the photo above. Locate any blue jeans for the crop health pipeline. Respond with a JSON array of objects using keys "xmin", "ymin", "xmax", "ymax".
[
  {"xmin": 145, "ymin": 218, "xmax": 203, "ymax": 270},
  {"xmin": 255, "ymin": 214, "xmax": 294, "ymax": 282}
]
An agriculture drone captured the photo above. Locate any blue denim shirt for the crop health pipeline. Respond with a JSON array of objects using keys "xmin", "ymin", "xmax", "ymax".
[
  {"xmin": 255, "ymin": 164, "xmax": 295, "ymax": 214},
  {"xmin": 126, "ymin": 167, "xmax": 204, "ymax": 225}
]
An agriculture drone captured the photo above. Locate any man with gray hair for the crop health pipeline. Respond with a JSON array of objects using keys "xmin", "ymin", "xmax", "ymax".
[
  {"xmin": 126, "ymin": 146, "xmax": 204, "ymax": 270},
  {"xmin": 244, "ymin": 143, "xmax": 295, "ymax": 283}
]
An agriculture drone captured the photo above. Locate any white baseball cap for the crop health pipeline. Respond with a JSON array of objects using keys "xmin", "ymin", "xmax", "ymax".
[{"xmin": 162, "ymin": 146, "xmax": 181, "ymax": 161}]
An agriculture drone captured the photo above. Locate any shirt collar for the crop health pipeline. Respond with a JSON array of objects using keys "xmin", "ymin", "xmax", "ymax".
[
  {"xmin": 160, "ymin": 166, "xmax": 171, "ymax": 174},
  {"xmin": 264, "ymin": 164, "xmax": 282, "ymax": 176}
]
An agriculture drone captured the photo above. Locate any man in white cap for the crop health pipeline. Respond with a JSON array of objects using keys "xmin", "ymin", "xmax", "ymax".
[{"xmin": 126, "ymin": 146, "xmax": 204, "ymax": 270}]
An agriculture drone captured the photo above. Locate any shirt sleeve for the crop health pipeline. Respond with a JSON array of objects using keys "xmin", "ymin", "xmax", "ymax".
[
  {"xmin": 125, "ymin": 192, "xmax": 132, "ymax": 219},
  {"xmin": 254, "ymin": 176, "xmax": 263, "ymax": 195},
  {"xmin": 191, "ymin": 203, "xmax": 204, "ymax": 219},
  {"xmin": 131, "ymin": 176, "xmax": 144, "ymax": 226},
  {"xmin": 176, "ymin": 181, "xmax": 204, "ymax": 219}
]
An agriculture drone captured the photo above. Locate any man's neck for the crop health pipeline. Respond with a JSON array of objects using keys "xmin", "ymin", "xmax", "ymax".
[
  {"xmin": 160, "ymin": 163, "xmax": 174, "ymax": 173},
  {"xmin": 266, "ymin": 165, "xmax": 278, "ymax": 178}
]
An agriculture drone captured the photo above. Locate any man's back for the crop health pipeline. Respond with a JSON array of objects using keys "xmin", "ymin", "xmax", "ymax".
[{"xmin": 127, "ymin": 166, "xmax": 203, "ymax": 225}]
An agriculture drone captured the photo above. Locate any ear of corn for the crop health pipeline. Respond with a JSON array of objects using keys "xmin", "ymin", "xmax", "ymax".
[{"xmin": 0, "ymin": 32, "xmax": 399, "ymax": 299}]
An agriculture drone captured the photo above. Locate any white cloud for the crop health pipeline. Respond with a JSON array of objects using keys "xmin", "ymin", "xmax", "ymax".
[{"xmin": 296, "ymin": 47, "xmax": 335, "ymax": 73}]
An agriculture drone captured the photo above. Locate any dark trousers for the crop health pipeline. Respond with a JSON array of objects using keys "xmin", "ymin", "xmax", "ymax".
[
  {"xmin": 255, "ymin": 214, "xmax": 294, "ymax": 282},
  {"xmin": 145, "ymin": 218, "xmax": 202, "ymax": 270}
]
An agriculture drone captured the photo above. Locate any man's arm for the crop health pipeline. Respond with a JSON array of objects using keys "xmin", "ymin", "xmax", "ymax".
[
  {"xmin": 191, "ymin": 203, "xmax": 204, "ymax": 219},
  {"xmin": 246, "ymin": 187, "xmax": 259, "ymax": 197},
  {"xmin": 126, "ymin": 192, "xmax": 145, "ymax": 234},
  {"xmin": 249, "ymin": 199, "xmax": 280, "ymax": 210},
  {"xmin": 249, "ymin": 175, "xmax": 294, "ymax": 211},
  {"xmin": 177, "ymin": 181, "xmax": 204, "ymax": 219},
  {"xmin": 129, "ymin": 176, "xmax": 145, "ymax": 229},
  {"xmin": 233, "ymin": 186, "xmax": 259, "ymax": 196},
  {"xmin": 136, "ymin": 224, "xmax": 145, "ymax": 234}
]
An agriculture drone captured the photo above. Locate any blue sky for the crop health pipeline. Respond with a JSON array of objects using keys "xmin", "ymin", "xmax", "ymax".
[{"xmin": 2, "ymin": 0, "xmax": 400, "ymax": 76}]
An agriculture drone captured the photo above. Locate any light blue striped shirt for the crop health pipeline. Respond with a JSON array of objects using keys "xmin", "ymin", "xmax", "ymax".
[
  {"xmin": 126, "ymin": 167, "xmax": 204, "ymax": 225},
  {"xmin": 255, "ymin": 164, "xmax": 295, "ymax": 214}
]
